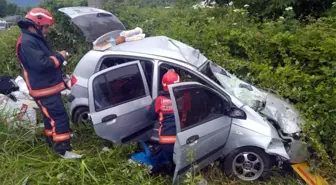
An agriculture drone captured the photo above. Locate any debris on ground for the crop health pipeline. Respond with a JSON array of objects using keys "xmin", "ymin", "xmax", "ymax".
[
  {"xmin": 14, "ymin": 76, "xmax": 30, "ymax": 98},
  {"xmin": 292, "ymin": 162, "xmax": 331, "ymax": 185},
  {"xmin": 102, "ymin": 147, "xmax": 110, "ymax": 152},
  {"xmin": 0, "ymin": 94, "xmax": 37, "ymax": 129},
  {"xmin": 21, "ymin": 176, "xmax": 29, "ymax": 185}
]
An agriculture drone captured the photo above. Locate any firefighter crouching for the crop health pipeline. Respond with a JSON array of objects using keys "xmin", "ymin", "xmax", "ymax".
[{"xmin": 16, "ymin": 8, "xmax": 81, "ymax": 158}]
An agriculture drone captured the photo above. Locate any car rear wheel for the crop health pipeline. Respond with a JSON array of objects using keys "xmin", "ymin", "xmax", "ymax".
[
  {"xmin": 73, "ymin": 107, "xmax": 91, "ymax": 126},
  {"xmin": 222, "ymin": 147, "xmax": 271, "ymax": 181}
]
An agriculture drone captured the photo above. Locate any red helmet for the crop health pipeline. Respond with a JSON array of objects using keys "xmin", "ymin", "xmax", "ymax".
[
  {"xmin": 25, "ymin": 8, "xmax": 54, "ymax": 26},
  {"xmin": 162, "ymin": 71, "xmax": 180, "ymax": 91}
]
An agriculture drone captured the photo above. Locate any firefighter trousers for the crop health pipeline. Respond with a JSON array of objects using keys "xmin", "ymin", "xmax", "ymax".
[
  {"xmin": 35, "ymin": 93, "xmax": 72, "ymax": 155},
  {"xmin": 160, "ymin": 143, "xmax": 174, "ymax": 159}
]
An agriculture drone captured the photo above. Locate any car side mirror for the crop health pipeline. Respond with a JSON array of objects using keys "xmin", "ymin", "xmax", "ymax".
[{"xmin": 228, "ymin": 107, "xmax": 247, "ymax": 120}]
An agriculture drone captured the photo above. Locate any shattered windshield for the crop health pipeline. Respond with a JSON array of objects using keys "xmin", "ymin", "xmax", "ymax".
[{"xmin": 202, "ymin": 61, "xmax": 268, "ymax": 112}]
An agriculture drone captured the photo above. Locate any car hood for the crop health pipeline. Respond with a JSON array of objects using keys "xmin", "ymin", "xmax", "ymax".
[
  {"xmin": 58, "ymin": 6, "xmax": 126, "ymax": 43},
  {"xmin": 208, "ymin": 62, "xmax": 303, "ymax": 134},
  {"xmin": 259, "ymin": 91, "xmax": 303, "ymax": 134}
]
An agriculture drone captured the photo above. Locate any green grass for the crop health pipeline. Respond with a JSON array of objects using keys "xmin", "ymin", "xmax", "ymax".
[{"xmin": 0, "ymin": 117, "xmax": 306, "ymax": 185}]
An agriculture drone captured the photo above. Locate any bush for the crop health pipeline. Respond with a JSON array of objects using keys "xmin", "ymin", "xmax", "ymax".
[
  {"xmin": 216, "ymin": 0, "xmax": 334, "ymax": 19},
  {"xmin": 0, "ymin": 27, "xmax": 21, "ymax": 76}
]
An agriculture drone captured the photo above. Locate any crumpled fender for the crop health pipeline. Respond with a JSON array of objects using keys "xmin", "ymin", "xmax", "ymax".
[{"xmin": 221, "ymin": 124, "xmax": 290, "ymax": 160}]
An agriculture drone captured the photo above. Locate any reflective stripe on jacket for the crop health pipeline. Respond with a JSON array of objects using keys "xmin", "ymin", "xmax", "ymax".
[
  {"xmin": 150, "ymin": 92, "xmax": 177, "ymax": 144},
  {"xmin": 16, "ymin": 29, "xmax": 65, "ymax": 98}
]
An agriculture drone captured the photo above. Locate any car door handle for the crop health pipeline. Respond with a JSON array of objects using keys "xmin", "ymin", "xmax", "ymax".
[
  {"xmin": 186, "ymin": 135, "xmax": 199, "ymax": 144},
  {"xmin": 102, "ymin": 114, "xmax": 117, "ymax": 122}
]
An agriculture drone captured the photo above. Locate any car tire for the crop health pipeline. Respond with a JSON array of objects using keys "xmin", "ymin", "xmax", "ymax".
[
  {"xmin": 222, "ymin": 147, "xmax": 271, "ymax": 181},
  {"xmin": 73, "ymin": 107, "xmax": 91, "ymax": 126}
]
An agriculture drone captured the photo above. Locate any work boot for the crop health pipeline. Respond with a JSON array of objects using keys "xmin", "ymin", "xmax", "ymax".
[
  {"xmin": 54, "ymin": 140, "xmax": 72, "ymax": 152},
  {"xmin": 55, "ymin": 140, "xmax": 83, "ymax": 159},
  {"xmin": 61, "ymin": 150, "xmax": 83, "ymax": 159},
  {"xmin": 51, "ymin": 139, "xmax": 83, "ymax": 159}
]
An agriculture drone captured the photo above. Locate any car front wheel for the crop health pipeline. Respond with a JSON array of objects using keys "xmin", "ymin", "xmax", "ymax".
[{"xmin": 222, "ymin": 147, "xmax": 271, "ymax": 181}]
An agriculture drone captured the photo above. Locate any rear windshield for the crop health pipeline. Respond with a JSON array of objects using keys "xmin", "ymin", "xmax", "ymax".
[{"xmin": 72, "ymin": 13, "xmax": 125, "ymax": 42}]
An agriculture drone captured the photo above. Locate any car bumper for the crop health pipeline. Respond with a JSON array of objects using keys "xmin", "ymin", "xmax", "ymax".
[{"xmin": 286, "ymin": 139, "xmax": 309, "ymax": 164}]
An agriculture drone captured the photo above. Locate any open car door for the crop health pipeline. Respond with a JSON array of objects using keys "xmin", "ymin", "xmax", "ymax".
[
  {"xmin": 58, "ymin": 7, "xmax": 126, "ymax": 43},
  {"xmin": 88, "ymin": 61, "xmax": 153, "ymax": 145},
  {"xmin": 168, "ymin": 82, "xmax": 233, "ymax": 184}
]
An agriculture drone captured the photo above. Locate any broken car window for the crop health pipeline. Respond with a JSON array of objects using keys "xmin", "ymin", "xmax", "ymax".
[{"xmin": 158, "ymin": 63, "xmax": 209, "ymax": 91}]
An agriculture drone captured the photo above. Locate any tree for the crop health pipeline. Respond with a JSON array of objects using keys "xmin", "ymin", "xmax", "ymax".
[
  {"xmin": 6, "ymin": 3, "xmax": 23, "ymax": 16},
  {"xmin": 0, "ymin": 0, "xmax": 7, "ymax": 17}
]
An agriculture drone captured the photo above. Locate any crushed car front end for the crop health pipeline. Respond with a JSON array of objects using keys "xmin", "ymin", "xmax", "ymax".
[{"xmin": 200, "ymin": 60, "xmax": 309, "ymax": 164}]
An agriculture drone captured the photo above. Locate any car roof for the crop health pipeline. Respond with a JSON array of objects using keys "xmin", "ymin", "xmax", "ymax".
[
  {"xmin": 104, "ymin": 36, "xmax": 207, "ymax": 68},
  {"xmin": 73, "ymin": 36, "xmax": 208, "ymax": 80}
]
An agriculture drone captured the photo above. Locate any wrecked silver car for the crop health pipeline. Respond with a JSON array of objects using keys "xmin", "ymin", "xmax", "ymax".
[{"xmin": 60, "ymin": 6, "xmax": 309, "ymax": 184}]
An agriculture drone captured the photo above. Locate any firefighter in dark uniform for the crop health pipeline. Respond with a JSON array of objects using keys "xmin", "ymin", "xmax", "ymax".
[
  {"xmin": 16, "ymin": 8, "xmax": 81, "ymax": 158},
  {"xmin": 149, "ymin": 71, "xmax": 181, "ymax": 158}
]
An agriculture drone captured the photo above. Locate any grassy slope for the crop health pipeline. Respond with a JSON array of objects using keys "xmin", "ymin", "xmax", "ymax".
[{"xmin": 0, "ymin": 116, "xmax": 305, "ymax": 185}]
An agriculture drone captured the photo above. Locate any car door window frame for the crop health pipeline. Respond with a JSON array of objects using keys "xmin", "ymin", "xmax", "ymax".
[
  {"xmin": 156, "ymin": 60, "xmax": 231, "ymax": 101},
  {"xmin": 170, "ymin": 83, "xmax": 231, "ymax": 132},
  {"xmin": 89, "ymin": 61, "xmax": 151, "ymax": 113},
  {"xmin": 95, "ymin": 55, "xmax": 155, "ymax": 97}
]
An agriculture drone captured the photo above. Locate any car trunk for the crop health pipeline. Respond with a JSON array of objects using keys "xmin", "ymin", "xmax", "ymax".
[{"xmin": 58, "ymin": 7, "xmax": 126, "ymax": 43}]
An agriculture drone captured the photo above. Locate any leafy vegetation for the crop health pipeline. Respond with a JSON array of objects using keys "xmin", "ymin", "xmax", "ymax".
[
  {"xmin": 0, "ymin": 0, "xmax": 25, "ymax": 17},
  {"xmin": 0, "ymin": 0, "xmax": 6, "ymax": 17},
  {"xmin": 0, "ymin": 27, "xmax": 21, "ymax": 76},
  {"xmin": 0, "ymin": 0, "xmax": 335, "ymax": 184},
  {"xmin": 215, "ymin": 0, "xmax": 334, "ymax": 18}
]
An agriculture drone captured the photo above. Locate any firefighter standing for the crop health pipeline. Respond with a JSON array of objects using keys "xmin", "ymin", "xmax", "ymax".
[
  {"xmin": 149, "ymin": 71, "xmax": 181, "ymax": 158},
  {"xmin": 16, "ymin": 8, "xmax": 81, "ymax": 158}
]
